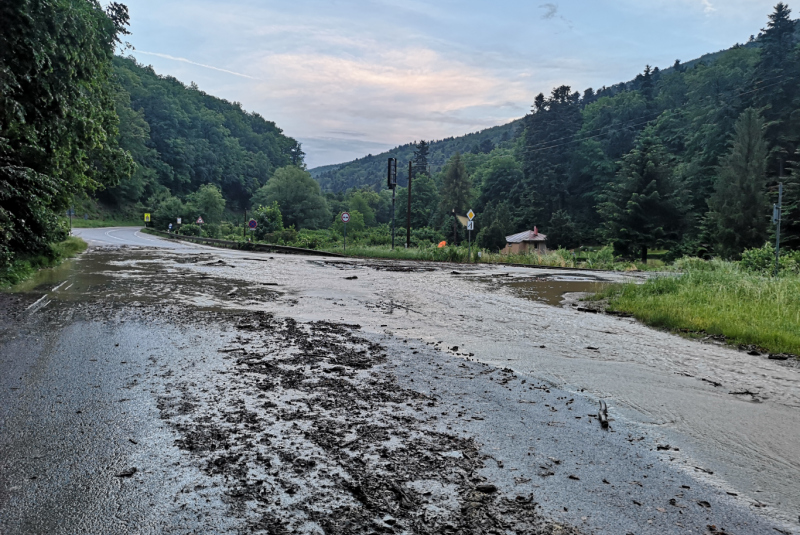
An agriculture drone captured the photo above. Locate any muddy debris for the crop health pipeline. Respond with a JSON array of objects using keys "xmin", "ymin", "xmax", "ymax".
[{"xmin": 155, "ymin": 309, "xmax": 582, "ymax": 534}]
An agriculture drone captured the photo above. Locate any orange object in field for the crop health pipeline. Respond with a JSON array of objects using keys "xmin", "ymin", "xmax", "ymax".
[{"xmin": 438, "ymin": 241, "xmax": 447, "ymax": 248}]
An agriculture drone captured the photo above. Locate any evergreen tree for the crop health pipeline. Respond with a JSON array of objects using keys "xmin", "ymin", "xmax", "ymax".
[
  {"xmin": 547, "ymin": 210, "xmax": 581, "ymax": 249},
  {"xmin": 706, "ymin": 108, "xmax": 770, "ymax": 258},
  {"xmin": 412, "ymin": 140, "xmax": 430, "ymax": 177},
  {"xmin": 598, "ymin": 129, "xmax": 685, "ymax": 262},
  {"xmin": 438, "ymin": 153, "xmax": 472, "ymax": 216}
]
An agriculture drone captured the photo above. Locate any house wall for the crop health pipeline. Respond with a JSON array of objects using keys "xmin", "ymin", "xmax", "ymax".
[{"xmin": 500, "ymin": 241, "xmax": 548, "ymax": 255}]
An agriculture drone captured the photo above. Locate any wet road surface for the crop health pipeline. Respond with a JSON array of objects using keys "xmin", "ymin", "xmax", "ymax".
[{"xmin": 0, "ymin": 229, "xmax": 797, "ymax": 534}]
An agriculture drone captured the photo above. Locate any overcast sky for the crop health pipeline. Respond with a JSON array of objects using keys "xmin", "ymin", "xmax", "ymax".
[{"xmin": 121, "ymin": 0, "xmax": 783, "ymax": 168}]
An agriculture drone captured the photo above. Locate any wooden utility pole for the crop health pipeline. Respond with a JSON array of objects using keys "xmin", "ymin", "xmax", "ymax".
[{"xmin": 406, "ymin": 161, "xmax": 412, "ymax": 248}]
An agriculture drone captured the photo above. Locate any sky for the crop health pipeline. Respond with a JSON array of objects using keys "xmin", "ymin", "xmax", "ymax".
[{"xmin": 120, "ymin": 0, "xmax": 783, "ymax": 168}]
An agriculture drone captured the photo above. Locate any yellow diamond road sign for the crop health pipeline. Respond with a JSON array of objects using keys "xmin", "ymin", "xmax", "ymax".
[{"xmin": 467, "ymin": 209, "xmax": 475, "ymax": 220}]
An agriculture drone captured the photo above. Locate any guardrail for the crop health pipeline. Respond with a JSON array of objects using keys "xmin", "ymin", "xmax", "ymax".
[{"xmin": 145, "ymin": 230, "xmax": 346, "ymax": 258}]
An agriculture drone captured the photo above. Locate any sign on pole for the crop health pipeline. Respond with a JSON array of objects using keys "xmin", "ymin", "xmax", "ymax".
[
  {"xmin": 196, "ymin": 217, "xmax": 204, "ymax": 225},
  {"xmin": 144, "ymin": 213, "xmax": 151, "ymax": 222},
  {"xmin": 466, "ymin": 209, "xmax": 475, "ymax": 262},
  {"xmin": 467, "ymin": 220, "xmax": 474, "ymax": 230},
  {"xmin": 249, "ymin": 219, "xmax": 257, "ymax": 230},
  {"xmin": 341, "ymin": 212, "xmax": 350, "ymax": 253},
  {"xmin": 467, "ymin": 209, "xmax": 475, "ymax": 220},
  {"xmin": 177, "ymin": 217, "xmax": 182, "ymax": 225}
]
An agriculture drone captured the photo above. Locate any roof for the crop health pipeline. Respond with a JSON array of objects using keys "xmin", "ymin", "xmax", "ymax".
[{"xmin": 506, "ymin": 229, "xmax": 547, "ymax": 243}]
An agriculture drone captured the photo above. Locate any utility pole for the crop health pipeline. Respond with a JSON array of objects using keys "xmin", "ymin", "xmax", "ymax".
[
  {"xmin": 774, "ymin": 181, "xmax": 783, "ymax": 277},
  {"xmin": 406, "ymin": 161, "xmax": 412, "ymax": 248},
  {"xmin": 387, "ymin": 158, "xmax": 397, "ymax": 250},
  {"xmin": 452, "ymin": 209, "xmax": 457, "ymax": 246}
]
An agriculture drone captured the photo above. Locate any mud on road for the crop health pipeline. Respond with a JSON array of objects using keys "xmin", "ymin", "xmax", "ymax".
[{"xmin": 0, "ymin": 244, "xmax": 793, "ymax": 534}]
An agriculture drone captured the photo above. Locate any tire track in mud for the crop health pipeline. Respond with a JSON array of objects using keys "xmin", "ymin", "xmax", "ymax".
[{"xmin": 157, "ymin": 310, "xmax": 581, "ymax": 534}]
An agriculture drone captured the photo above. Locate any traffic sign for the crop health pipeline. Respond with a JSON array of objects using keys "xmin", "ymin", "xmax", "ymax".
[
  {"xmin": 467, "ymin": 209, "xmax": 475, "ymax": 220},
  {"xmin": 249, "ymin": 219, "xmax": 257, "ymax": 229},
  {"xmin": 177, "ymin": 217, "xmax": 181, "ymax": 225},
  {"xmin": 196, "ymin": 217, "xmax": 204, "ymax": 225},
  {"xmin": 144, "ymin": 213, "xmax": 151, "ymax": 222},
  {"xmin": 341, "ymin": 212, "xmax": 350, "ymax": 223},
  {"xmin": 467, "ymin": 220, "xmax": 474, "ymax": 230}
]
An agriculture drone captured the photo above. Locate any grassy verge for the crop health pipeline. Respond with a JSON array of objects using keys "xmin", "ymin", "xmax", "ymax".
[
  {"xmin": 0, "ymin": 237, "xmax": 88, "ymax": 289},
  {"xmin": 592, "ymin": 260, "xmax": 800, "ymax": 355},
  {"xmin": 67, "ymin": 218, "xmax": 141, "ymax": 228}
]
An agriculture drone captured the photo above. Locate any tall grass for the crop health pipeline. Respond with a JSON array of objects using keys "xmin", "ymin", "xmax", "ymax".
[
  {"xmin": 596, "ymin": 259, "xmax": 800, "ymax": 355},
  {"xmin": 0, "ymin": 237, "xmax": 87, "ymax": 289}
]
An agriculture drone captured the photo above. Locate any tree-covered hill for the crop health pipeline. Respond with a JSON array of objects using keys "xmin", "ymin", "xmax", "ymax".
[
  {"xmin": 103, "ymin": 56, "xmax": 302, "ymax": 212},
  {"xmin": 312, "ymin": 121, "xmax": 519, "ymax": 192}
]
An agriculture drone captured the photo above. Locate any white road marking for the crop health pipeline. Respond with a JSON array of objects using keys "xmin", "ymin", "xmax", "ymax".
[
  {"xmin": 134, "ymin": 231, "xmax": 160, "ymax": 243},
  {"xmin": 26, "ymin": 295, "xmax": 48, "ymax": 311},
  {"xmin": 52, "ymin": 281, "xmax": 67, "ymax": 292},
  {"xmin": 104, "ymin": 230, "xmax": 127, "ymax": 242}
]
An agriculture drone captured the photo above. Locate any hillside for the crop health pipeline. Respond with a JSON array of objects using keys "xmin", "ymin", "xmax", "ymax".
[
  {"xmin": 312, "ymin": 121, "xmax": 520, "ymax": 192},
  {"xmin": 98, "ymin": 56, "xmax": 302, "ymax": 214}
]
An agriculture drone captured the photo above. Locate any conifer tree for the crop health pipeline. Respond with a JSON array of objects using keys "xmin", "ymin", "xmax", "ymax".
[
  {"xmin": 412, "ymin": 140, "xmax": 429, "ymax": 177},
  {"xmin": 439, "ymin": 153, "xmax": 471, "ymax": 215},
  {"xmin": 707, "ymin": 108, "xmax": 770, "ymax": 258},
  {"xmin": 598, "ymin": 129, "xmax": 684, "ymax": 262}
]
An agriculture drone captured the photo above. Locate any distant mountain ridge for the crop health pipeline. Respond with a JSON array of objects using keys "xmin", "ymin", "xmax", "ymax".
[{"xmin": 310, "ymin": 120, "xmax": 520, "ymax": 192}]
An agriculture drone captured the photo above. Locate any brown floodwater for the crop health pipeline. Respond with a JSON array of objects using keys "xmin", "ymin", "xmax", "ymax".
[{"xmin": 503, "ymin": 276, "xmax": 615, "ymax": 306}]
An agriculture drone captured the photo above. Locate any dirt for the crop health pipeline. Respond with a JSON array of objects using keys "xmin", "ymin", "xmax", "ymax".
[{"xmin": 156, "ymin": 308, "xmax": 581, "ymax": 534}]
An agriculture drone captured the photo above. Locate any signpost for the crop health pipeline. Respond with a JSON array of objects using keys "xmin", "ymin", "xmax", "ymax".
[
  {"xmin": 196, "ymin": 217, "xmax": 204, "ymax": 225},
  {"xmin": 144, "ymin": 212, "xmax": 150, "ymax": 228},
  {"xmin": 177, "ymin": 217, "xmax": 181, "ymax": 225},
  {"xmin": 341, "ymin": 212, "xmax": 350, "ymax": 253},
  {"xmin": 467, "ymin": 209, "xmax": 475, "ymax": 262},
  {"xmin": 249, "ymin": 219, "xmax": 257, "ymax": 230},
  {"xmin": 387, "ymin": 158, "xmax": 397, "ymax": 249}
]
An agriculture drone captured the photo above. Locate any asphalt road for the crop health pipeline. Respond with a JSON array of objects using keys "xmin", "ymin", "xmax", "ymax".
[{"xmin": 0, "ymin": 229, "xmax": 796, "ymax": 534}]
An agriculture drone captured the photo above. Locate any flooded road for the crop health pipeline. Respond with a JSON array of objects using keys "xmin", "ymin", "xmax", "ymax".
[{"xmin": 1, "ymin": 229, "xmax": 798, "ymax": 533}]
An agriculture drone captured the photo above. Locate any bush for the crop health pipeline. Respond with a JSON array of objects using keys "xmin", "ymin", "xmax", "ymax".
[
  {"xmin": 740, "ymin": 243, "xmax": 800, "ymax": 274},
  {"xmin": 253, "ymin": 201, "xmax": 283, "ymax": 240},
  {"xmin": 411, "ymin": 227, "xmax": 445, "ymax": 247},
  {"xmin": 178, "ymin": 223, "xmax": 202, "ymax": 236}
]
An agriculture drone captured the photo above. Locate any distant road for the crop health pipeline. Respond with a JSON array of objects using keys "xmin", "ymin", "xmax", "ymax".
[{"xmin": 73, "ymin": 227, "xmax": 189, "ymax": 249}]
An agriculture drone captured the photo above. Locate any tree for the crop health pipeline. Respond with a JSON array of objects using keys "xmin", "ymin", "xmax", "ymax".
[
  {"xmin": 332, "ymin": 210, "xmax": 365, "ymax": 235},
  {"xmin": 547, "ymin": 210, "xmax": 581, "ymax": 249},
  {"xmin": 253, "ymin": 201, "xmax": 283, "ymax": 239},
  {"xmin": 348, "ymin": 192, "xmax": 376, "ymax": 226},
  {"xmin": 0, "ymin": 0, "xmax": 133, "ymax": 265},
  {"xmin": 476, "ymin": 155, "xmax": 523, "ymax": 210},
  {"xmin": 477, "ymin": 201, "xmax": 514, "ymax": 252},
  {"xmin": 188, "ymin": 184, "xmax": 226, "ymax": 223},
  {"xmin": 251, "ymin": 166, "xmax": 330, "ymax": 229},
  {"xmin": 412, "ymin": 140, "xmax": 430, "ymax": 177},
  {"xmin": 153, "ymin": 195, "xmax": 185, "ymax": 230},
  {"xmin": 598, "ymin": 129, "xmax": 685, "ymax": 262},
  {"xmin": 439, "ymin": 153, "xmax": 472, "ymax": 216},
  {"xmin": 706, "ymin": 108, "xmax": 770, "ymax": 258}
]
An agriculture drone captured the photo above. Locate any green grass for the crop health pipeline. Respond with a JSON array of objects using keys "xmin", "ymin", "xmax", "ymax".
[
  {"xmin": 0, "ymin": 237, "xmax": 88, "ymax": 289},
  {"xmin": 67, "ymin": 218, "xmax": 142, "ymax": 228},
  {"xmin": 594, "ymin": 260, "xmax": 800, "ymax": 355}
]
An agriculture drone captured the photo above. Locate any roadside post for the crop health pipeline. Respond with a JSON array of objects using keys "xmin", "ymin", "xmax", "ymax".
[
  {"xmin": 406, "ymin": 161, "xmax": 412, "ymax": 248},
  {"xmin": 168, "ymin": 223, "xmax": 173, "ymax": 233},
  {"xmin": 387, "ymin": 158, "xmax": 397, "ymax": 250},
  {"xmin": 773, "ymin": 182, "xmax": 783, "ymax": 276},
  {"xmin": 144, "ymin": 212, "xmax": 150, "ymax": 228},
  {"xmin": 196, "ymin": 216, "xmax": 204, "ymax": 235},
  {"xmin": 67, "ymin": 207, "xmax": 74, "ymax": 233},
  {"xmin": 341, "ymin": 212, "xmax": 350, "ymax": 253},
  {"xmin": 467, "ymin": 209, "xmax": 475, "ymax": 262}
]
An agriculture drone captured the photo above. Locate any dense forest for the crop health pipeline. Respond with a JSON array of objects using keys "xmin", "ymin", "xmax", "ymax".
[
  {"xmin": 313, "ymin": 3, "xmax": 800, "ymax": 261},
  {"xmin": 2, "ymin": 1, "xmax": 799, "ymax": 268},
  {"xmin": 311, "ymin": 121, "xmax": 518, "ymax": 191}
]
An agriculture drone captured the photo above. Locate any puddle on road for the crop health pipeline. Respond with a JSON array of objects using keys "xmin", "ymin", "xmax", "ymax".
[{"xmin": 503, "ymin": 276, "xmax": 616, "ymax": 306}]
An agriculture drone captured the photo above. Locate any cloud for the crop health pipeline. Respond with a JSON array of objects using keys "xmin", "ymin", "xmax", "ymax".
[
  {"xmin": 539, "ymin": 3, "xmax": 559, "ymax": 20},
  {"xmin": 135, "ymin": 51, "xmax": 261, "ymax": 80},
  {"xmin": 701, "ymin": 0, "xmax": 716, "ymax": 13}
]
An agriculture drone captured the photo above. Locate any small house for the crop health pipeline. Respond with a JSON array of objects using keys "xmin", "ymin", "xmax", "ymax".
[{"xmin": 501, "ymin": 227, "xmax": 548, "ymax": 255}]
